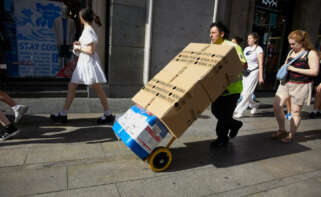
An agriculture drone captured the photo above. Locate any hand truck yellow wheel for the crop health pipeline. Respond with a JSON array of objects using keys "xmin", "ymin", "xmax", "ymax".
[{"xmin": 147, "ymin": 146, "xmax": 172, "ymax": 172}]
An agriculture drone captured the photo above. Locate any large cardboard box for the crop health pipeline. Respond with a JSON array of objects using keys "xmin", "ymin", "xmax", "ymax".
[{"xmin": 132, "ymin": 43, "xmax": 242, "ymax": 138}]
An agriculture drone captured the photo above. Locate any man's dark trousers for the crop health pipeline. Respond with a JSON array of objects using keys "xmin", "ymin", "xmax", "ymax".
[{"xmin": 211, "ymin": 94, "xmax": 241, "ymax": 143}]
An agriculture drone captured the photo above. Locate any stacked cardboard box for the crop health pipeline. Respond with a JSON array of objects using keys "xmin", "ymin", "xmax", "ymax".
[{"xmin": 133, "ymin": 43, "xmax": 242, "ymax": 138}]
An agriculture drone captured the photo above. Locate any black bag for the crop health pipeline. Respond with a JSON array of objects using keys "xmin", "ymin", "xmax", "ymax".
[
  {"xmin": 242, "ymin": 69, "xmax": 251, "ymax": 76},
  {"xmin": 242, "ymin": 67, "xmax": 258, "ymax": 77},
  {"xmin": 276, "ymin": 50, "xmax": 307, "ymax": 82}
]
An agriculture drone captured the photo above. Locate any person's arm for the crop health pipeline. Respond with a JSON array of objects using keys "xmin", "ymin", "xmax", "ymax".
[
  {"xmin": 75, "ymin": 43, "xmax": 95, "ymax": 55},
  {"xmin": 258, "ymin": 52, "xmax": 264, "ymax": 84},
  {"xmin": 317, "ymin": 83, "xmax": 321, "ymax": 93},
  {"xmin": 287, "ymin": 50, "xmax": 320, "ymax": 76}
]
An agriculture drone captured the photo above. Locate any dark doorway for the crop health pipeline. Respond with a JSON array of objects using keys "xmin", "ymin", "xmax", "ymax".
[{"xmin": 252, "ymin": 0, "xmax": 294, "ymax": 91}]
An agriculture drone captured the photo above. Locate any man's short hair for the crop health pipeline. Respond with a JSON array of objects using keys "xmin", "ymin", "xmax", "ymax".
[{"xmin": 210, "ymin": 22, "xmax": 230, "ymax": 39}]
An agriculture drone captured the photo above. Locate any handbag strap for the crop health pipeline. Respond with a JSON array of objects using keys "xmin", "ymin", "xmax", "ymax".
[
  {"xmin": 285, "ymin": 50, "xmax": 308, "ymax": 67},
  {"xmin": 249, "ymin": 67, "xmax": 259, "ymax": 72}
]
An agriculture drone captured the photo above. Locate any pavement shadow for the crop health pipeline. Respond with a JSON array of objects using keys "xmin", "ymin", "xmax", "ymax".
[
  {"xmin": 9, "ymin": 114, "xmax": 110, "ymax": 127},
  {"xmin": 0, "ymin": 114, "xmax": 117, "ymax": 147},
  {"xmin": 243, "ymin": 111, "xmax": 275, "ymax": 118},
  {"xmin": 250, "ymin": 110, "xmax": 312, "ymax": 119},
  {"xmin": 167, "ymin": 129, "xmax": 320, "ymax": 172},
  {"xmin": 257, "ymin": 103, "xmax": 273, "ymax": 109},
  {"xmin": 199, "ymin": 115, "xmax": 211, "ymax": 119}
]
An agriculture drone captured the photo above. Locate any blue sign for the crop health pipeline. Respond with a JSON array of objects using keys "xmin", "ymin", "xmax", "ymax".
[{"xmin": 14, "ymin": 0, "xmax": 63, "ymax": 77}]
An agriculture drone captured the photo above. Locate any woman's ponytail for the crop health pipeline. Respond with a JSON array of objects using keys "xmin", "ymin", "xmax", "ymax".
[
  {"xmin": 94, "ymin": 15, "xmax": 102, "ymax": 27},
  {"xmin": 79, "ymin": 8, "xmax": 102, "ymax": 27}
]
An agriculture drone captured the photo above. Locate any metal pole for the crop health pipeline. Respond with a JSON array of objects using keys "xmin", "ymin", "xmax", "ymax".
[
  {"xmin": 143, "ymin": 0, "xmax": 154, "ymax": 84},
  {"xmin": 213, "ymin": 0, "xmax": 219, "ymax": 22}
]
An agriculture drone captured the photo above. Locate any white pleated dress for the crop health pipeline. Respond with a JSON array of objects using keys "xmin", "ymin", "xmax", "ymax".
[{"xmin": 71, "ymin": 25, "xmax": 107, "ymax": 85}]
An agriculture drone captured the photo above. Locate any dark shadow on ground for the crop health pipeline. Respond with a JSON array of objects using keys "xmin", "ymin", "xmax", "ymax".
[
  {"xmin": 248, "ymin": 110, "xmax": 312, "ymax": 119},
  {"xmin": 255, "ymin": 92, "xmax": 275, "ymax": 98},
  {"xmin": 243, "ymin": 111, "xmax": 275, "ymax": 118},
  {"xmin": 0, "ymin": 114, "xmax": 117, "ymax": 147},
  {"xmin": 167, "ymin": 129, "xmax": 321, "ymax": 172},
  {"xmin": 199, "ymin": 115, "xmax": 211, "ymax": 119},
  {"xmin": 6, "ymin": 114, "xmax": 111, "ymax": 127},
  {"xmin": 257, "ymin": 103, "xmax": 273, "ymax": 109}
]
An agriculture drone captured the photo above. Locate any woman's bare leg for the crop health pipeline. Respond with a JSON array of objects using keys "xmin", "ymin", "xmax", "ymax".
[
  {"xmin": 0, "ymin": 111, "xmax": 10, "ymax": 126},
  {"xmin": 92, "ymin": 83, "xmax": 109, "ymax": 111},
  {"xmin": 0, "ymin": 90, "xmax": 16, "ymax": 107},
  {"xmin": 273, "ymin": 95, "xmax": 289, "ymax": 131},
  {"xmin": 63, "ymin": 82, "xmax": 79, "ymax": 111}
]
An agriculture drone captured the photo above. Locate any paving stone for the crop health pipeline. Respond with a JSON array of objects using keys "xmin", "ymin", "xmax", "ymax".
[
  {"xmin": 26, "ymin": 143, "xmax": 105, "ymax": 164},
  {"xmin": 194, "ymin": 163, "xmax": 275, "ymax": 193},
  {"xmin": 291, "ymin": 149, "xmax": 321, "ymax": 170},
  {"xmin": 34, "ymin": 184, "xmax": 120, "ymax": 197},
  {"xmin": 101, "ymin": 140, "xmax": 133, "ymax": 156},
  {"xmin": 116, "ymin": 171, "xmax": 216, "ymax": 197},
  {"xmin": 0, "ymin": 167, "xmax": 66, "ymax": 197},
  {"xmin": 0, "ymin": 147, "xmax": 27, "ymax": 167},
  {"xmin": 244, "ymin": 177, "xmax": 321, "ymax": 197},
  {"xmin": 68, "ymin": 159, "xmax": 155, "ymax": 189},
  {"xmin": 32, "ymin": 191, "xmax": 66, "ymax": 197},
  {"xmin": 254, "ymin": 154, "xmax": 316, "ymax": 179}
]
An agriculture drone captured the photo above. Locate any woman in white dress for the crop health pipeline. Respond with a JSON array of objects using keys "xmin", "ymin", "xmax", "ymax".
[
  {"xmin": 51, "ymin": 8, "xmax": 115, "ymax": 124},
  {"xmin": 234, "ymin": 32, "xmax": 264, "ymax": 118}
]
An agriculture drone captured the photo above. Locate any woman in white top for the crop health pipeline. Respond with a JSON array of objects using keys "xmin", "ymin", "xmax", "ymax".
[
  {"xmin": 50, "ymin": 8, "xmax": 114, "ymax": 124},
  {"xmin": 234, "ymin": 32, "xmax": 264, "ymax": 118}
]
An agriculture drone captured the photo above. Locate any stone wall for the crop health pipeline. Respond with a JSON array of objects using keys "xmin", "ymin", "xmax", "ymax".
[
  {"xmin": 108, "ymin": 0, "xmax": 146, "ymax": 97},
  {"xmin": 150, "ymin": 0, "xmax": 214, "ymax": 77},
  {"xmin": 292, "ymin": 0, "xmax": 321, "ymax": 46}
]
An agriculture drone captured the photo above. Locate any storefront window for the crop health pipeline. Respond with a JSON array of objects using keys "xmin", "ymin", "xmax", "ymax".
[
  {"xmin": 0, "ymin": 0, "xmax": 87, "ymax": 79},
  {"xmin": 253, "ymin": 0, "xmax": 292, "ymax": 90}
]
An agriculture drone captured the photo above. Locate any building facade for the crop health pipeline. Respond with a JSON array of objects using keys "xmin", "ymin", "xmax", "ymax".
[{"xmin": 1, "ymin": 0, "xmax": 321, "ymax": 97}]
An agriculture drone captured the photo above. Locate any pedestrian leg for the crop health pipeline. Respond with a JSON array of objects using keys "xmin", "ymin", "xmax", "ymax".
[
  {"xmin": 0, "ymin": 112, "xmax": 20, "ymax": 141},
  {"xmin": 50, "ymin": 82, "xmax": 78, "ymax": 123},
  {"xmin": 234, "ymin": 70, "xmax": 259, "ymax": 117},
  {"xmin": 91, "ymin": 83, "xmax": 115, "ymax": 124},
  {"xmin": 272, "ymin": 95, "xmax": 288, "ymax": 138},
  {"xmin": 63, "ymin": 82, "xmax": 79, "ymax": 111}
]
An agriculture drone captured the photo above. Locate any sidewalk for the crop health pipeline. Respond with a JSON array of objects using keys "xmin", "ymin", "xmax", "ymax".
[{"xmin": 0, "ymin": 96, "xmax": 321, "ymax": 197}]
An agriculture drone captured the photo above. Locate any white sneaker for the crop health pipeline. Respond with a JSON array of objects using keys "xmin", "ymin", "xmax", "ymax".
[
  {"xmin": 13, "ymin": 105, "xmax": 29, "ymax": 123},
  {"xmin": 250, "ymin": 107, "xmax": 257, "ymax": 115},
  {"xmin": 233, "ymin": 113, "xmax": 243, "ymax": 119}
]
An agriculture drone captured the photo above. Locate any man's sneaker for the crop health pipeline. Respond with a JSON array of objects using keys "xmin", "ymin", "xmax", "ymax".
[
  {"xmin": 13, "ymin": 105, "xmax": 29, "ymax": 123},
  {"xmin": 250, "ymin": 107, "xmax": 257, "ymax": 115},
  {"xmin": 285, "ymin": 113, "xmax": 292, "ymax": 120},
  {"xmin": 229, "ymin": 121, "xmax": 243, "ymax": 138},
  {"xmin": 210, "ymin": 139, "xmax": 229, "ymax": 148},
  {"xmin": 1, "ymin": 124, "xmax": 20, "ymax": 141},
  {"xmin": 97, "ymin": 114, "xmax": 115, "ymax": 124},
  {"xmin": 50, "ymin": 113, "xmax": 68, "ymax": 123}
]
